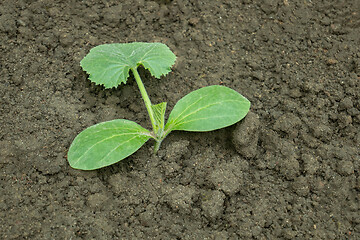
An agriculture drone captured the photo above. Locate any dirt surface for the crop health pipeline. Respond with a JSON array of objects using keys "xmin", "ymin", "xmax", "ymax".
[{"xmin": 1, "ymin": 0, "xmax": 359, "ymax": 239}]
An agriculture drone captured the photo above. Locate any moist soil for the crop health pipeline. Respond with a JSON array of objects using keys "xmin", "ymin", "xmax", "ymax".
[{"xmin": 1, "ymin": 0, "xmax": 359, "ymax": 239}]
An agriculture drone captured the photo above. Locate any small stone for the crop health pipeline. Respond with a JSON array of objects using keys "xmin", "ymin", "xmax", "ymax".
[
  {"xmin": 338, "ymin": 115, "xmax": 352, "ymax": 128},
  {"xmin": 84, "ymin": 10, "xmax": 100, "ymax": 22},
  {"xmin": 279, "ymin": 156, "xmax": 300, "ymax": 180},
  {"xmin": 311, "ymin": 123, "xmax": 332, "ymax": 141},
  {"xmin": 302, "ymin": 153, "xmax": 319, "ymax": 175},
  {"xmin": 273, "ymin": 113, "xmax": 302, "ymax": 135},
  {"xmin": 139, "ymin": 204, "xmax": 155, "ymax": 227},
  {"xmin": 260, "ymin": 129, "xmax": 281, "ymax": 151},
  {"xmin": 321, "ymin": 16, "xmax": 331, "ymax": 26},
  {"xmin": 164, "ymin": 162, "xmax": 181, "ymax": 176},
  {"xmin": 108, "ymin": 173, "xmax": 131, "ymax": 194},
  {"xmin": 201, "ymin": 190, "xmax": 225, "ymax": 221},
  {"xmin": 89, "ymin": 181, "xmax": 105, "ymax": 193},
  {"xmin": 0, "ymin": 14, "xmax": 16, "ymax": 35},
  {"xmin": 232, "ymin": 112, "xmax": 260, "ymax": 158},
  {"xmin": 208, "ymin": 165, "xmax": 243, "ymax": 195},
  {"xmin": 336, "ymin": 160, "xmax": 354, "ymax": 175},
  {"xmin": 356, "ymin": 132, "xmax": 360, "ymax": 145},
  {"xmin": 32, "ymin": 155, "xmax": 64, "ymax": 175},
  {"xmin": 105, "ymin": 95, "xmax": 121, "ymax": 105},
  {"xmin": 59, "ymin": 32, "xmax": 74, "ymax": 47},
  {"xmin": 283, "ymin": 228, "xmax": 297, "ymax": 239},
  {"xmin": 0, "ymin": 140, "xmax": 16, "ymax": 163},
  {"xmin": 326, "ymin": 58, "xmax": 338, "ymax": 65},
  {"xmin": 188, "ymin": 17, "xmax": 199, "ymax": 26},
  {"xmin": 164, "ymin": 140, "xmax": 189, "ymax": 161},
  {"xmin": 259, "ymin": 0, "xmax": 277, "ymax": 14},
  {"xmin": 166, "ymin": 185, "xmax": 196, "ymax": 214},
  {"xmin": 251, "ymin": 226, "xmax": 262, "ymax": 238},
  {"xmin": 301, "ymin": 132, "xmax": 321, "ymax": 148},
  {"xmin": 87, "ymin": 193, "xmax": 109, "ymax": 209},
  {"xmin": 102, "ymin": 5, "xmax": 122, "ymax": 26},
  {"xmin": 330, "ymin": 23, "xmax": 348, "ymax": 34},
  {"xmin": 231, "ymin": 156, "xmax": 249, "ymax": 172},
  {"xmin": 338, "ymin": 97, "xmax": 353, "ymax": 110},
  {"xmin": 214, "ymin": 231, "xmax": 229, "ymax": 240},
  {"xmin": 173, "ymin": 32, "xmax": 183, "ymax": 43},
  {"xmin": 356, "ymin": 177, "xmax": 360, "ymax": 191},
  {"xmin": 292, "ymin": 176, "xmax": 310, "ymax": 196},
  {"xmin": 311, "ymin": 178, "xmax": 326, "ymax": 193},
  {"xmin": 347, "ymin": 107, "xmax": 360, "ymax": 117}
]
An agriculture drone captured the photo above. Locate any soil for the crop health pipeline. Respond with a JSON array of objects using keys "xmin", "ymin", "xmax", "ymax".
[{"xmin": 0, "ymin": 0, "xmax": 359, "ymax": 239}]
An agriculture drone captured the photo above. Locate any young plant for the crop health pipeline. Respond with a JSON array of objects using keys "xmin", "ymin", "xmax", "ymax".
[{"xmin": 68, "ymin": 42, "xmax": 250, "ymax": 170}]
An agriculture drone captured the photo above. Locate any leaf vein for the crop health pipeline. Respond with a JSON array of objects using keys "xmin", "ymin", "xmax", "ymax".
[
  {"xmin": 175, "ymin": 114, "xmax": 242, "ymax": 127},
  {"xmin": 73, "ymin": 132, "xmax": 141, "ymax": 165},
  {"xmin": 98, "ymin": 135, "xmax": 140, "ymax": 165},
  {"xmin": 174, "ymin": 99, "xmax": 243, "ymax": 126}
]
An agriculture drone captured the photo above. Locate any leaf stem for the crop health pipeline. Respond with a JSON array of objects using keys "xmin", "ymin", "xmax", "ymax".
[{"xmin": 131, "ymin": 68, "xmax": 157, "ymax": 133}]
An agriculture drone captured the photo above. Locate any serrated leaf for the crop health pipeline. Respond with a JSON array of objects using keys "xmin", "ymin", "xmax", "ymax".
[
  {"xmin": 165, "ymin": 85, "xmax": 250, "ymax": 132},
  {"xmin": 152, "ymin": 102, "xmax": 167, "ymax": 131},
  {"xmin": 80, "ymin": 42, "xmax": 176, "ymax": 88},
  {"xmin": 68, "ymin": 119, "xmax": 152, "ymax": 170}
]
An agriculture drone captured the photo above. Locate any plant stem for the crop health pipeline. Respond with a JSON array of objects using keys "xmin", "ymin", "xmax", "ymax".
[
  {"xmin": 131, "ymin": 68, "xmax": 157, "ymax": 133},
  {"xmin": 154, "ymin": 140, "xmax": 162, "ymax": 154}
]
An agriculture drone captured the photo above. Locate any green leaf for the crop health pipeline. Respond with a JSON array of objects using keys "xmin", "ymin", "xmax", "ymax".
[
  {"xmin": 80, "ymin": 42, "xmax": 176, "ymax": 88},
  {"xmin": 165, "ymin": 85, "xmax": 250, "ymax": 132},
  {"xmin": 152, "ymin": 102, "xmax": 167, "ymax": 131},
  {"xmin": 68, "ymin": 119, "xmax": 152, "ymax": 170}
]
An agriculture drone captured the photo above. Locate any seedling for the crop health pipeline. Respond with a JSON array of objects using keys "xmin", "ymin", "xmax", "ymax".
[{"xmin": 68, "ymin": 42, "xmax": 250, "ymax": 170}]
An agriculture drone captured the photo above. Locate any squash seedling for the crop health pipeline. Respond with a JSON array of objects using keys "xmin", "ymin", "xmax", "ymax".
[{"xmin": 68, "ymin": 42, "xmax": 250, "ymax": 170}]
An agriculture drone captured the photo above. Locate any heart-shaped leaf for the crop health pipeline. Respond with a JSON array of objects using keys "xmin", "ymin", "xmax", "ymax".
[
  {"xmin": 80, "ymin": 42, "xmax": 176, "ymax": 88},
  {"xmin": 68, "ymin": 119, "xmax": 152, "ymax": 170},
  {"xmin": 165, "ymin": 85, "xmax": 250, "ymax": 132}
]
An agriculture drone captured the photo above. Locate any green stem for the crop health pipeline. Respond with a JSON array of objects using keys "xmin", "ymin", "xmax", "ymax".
[
  {"xmin": 154, "ymin": 140, "xmax": 162, "ymax": 154},
  {"xmin": 131, "ymin": 68, "xmax": 157, "ymax": 133}
]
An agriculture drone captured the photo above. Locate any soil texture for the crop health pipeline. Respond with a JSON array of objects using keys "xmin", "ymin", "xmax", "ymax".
[{"xmin": 1, "ymin": 0, "xmax": 359, "ymax": 239}]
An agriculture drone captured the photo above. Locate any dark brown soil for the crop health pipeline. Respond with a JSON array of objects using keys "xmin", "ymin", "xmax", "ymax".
[{"xmin": 1, "ymin": 0, "xmax": 359, "ymax": 239}]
